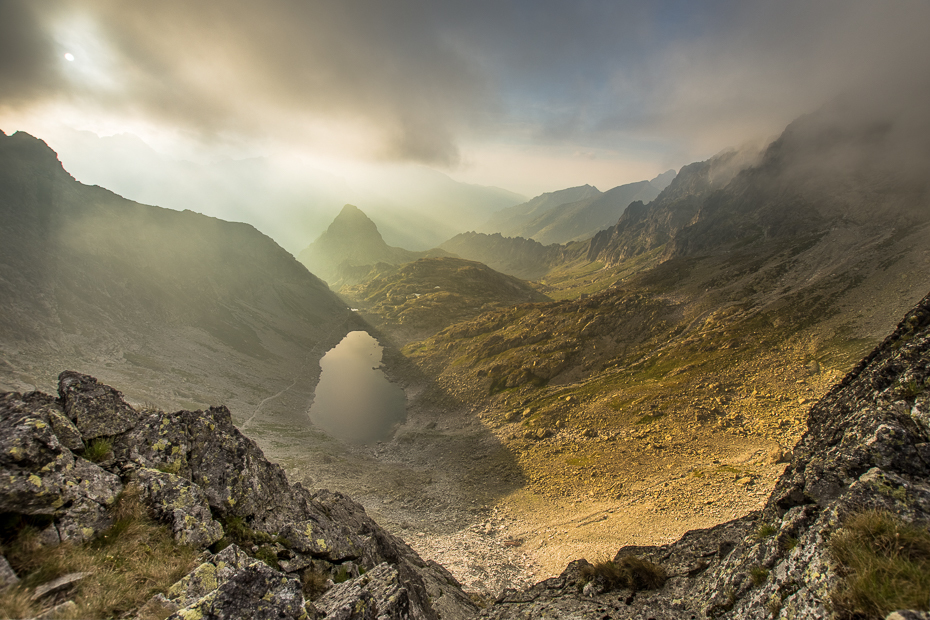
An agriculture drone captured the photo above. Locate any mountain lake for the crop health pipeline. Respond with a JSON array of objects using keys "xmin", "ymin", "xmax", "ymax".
[{"xmin": 308, "ymin": 330, "xmax": 406, "ymax": 443}]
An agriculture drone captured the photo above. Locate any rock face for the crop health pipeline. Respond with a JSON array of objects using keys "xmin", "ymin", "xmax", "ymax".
[
  {"xmin": 481, "ymin": 290, "xmax": 930, "ymax": 619},
  {"xmin": 0, "ymin": 371, "xmax": 476, "ymax": 620}
]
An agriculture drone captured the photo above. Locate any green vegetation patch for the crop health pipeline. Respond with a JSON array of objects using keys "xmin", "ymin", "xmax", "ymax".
[
  {"xmin": 81, "ymin": 437, "xmax": 113, "ymax": 463},
  {"xmin": 580, "ymin": 556, "xmax": 667, "ymax": 592},
  {"xmin": 829, "ymin": 510, "xmax": 930, "ymax": 619},
  {"xmin": 0, "ymin": 485, "xmax": 199, "ymax": 620}
]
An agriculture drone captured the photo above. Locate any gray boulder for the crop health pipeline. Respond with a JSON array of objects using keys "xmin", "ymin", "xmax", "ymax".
[
  {"xmin": 0, "ymin": 392, "xmax": 121, "ymax": 542},
  {"xmin": 58, "ymin": 370, "xmax": 138, "ymax": 440},
  {"xmin": 315, "ymin": 563, "xmax": 410, "ymax": 620},
  {"xmin": 136, "ymin": 468, "xmax": 224, "ymax": 548},
  {"xmin": 166, "ymin": 555, "xmax": 307, "ymax": 620}
]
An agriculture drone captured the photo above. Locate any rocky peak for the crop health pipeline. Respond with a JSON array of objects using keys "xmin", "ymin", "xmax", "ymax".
[{"xmin": 325, "ymin": 204, "xmax": 384, "ymax": 243}]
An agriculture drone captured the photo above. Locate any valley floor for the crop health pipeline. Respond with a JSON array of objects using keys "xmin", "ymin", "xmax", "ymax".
[{"xmin": 247, "ymin": 350, "xmax": 842, "ymax": 598}]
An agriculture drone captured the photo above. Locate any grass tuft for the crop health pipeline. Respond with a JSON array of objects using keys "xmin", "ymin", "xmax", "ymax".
[
  {"xmin": 301, "ymin": 567, "xmax": 329, "ymax": 600},
  {"xmin": 830, "ymin": 509, "xmax": 930, "ymax": 619},
  {"xmin": 580, "ymin": 556, "xmax": 667, "ymax": 592},
  {"xmin": 750, "ymin": 566, "xmax": 770, "ymax": 585},
  {"xmin": 82, "ymin": 437, "xmax": 113, "ymax": 463},
  {"xmin": 754, "ymin": 523, "xmax": 778, "ymax": 540},
  {"xmin": 0, "ymin": 483, "xmax": 199, "ymax": 619},
  {"xmin": 333, "ymin": 565, "xmax": 352, "ymax": 583}
]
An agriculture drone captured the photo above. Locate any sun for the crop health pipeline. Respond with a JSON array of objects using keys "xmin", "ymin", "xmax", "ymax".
[{"xmin": 64, "ymin": 52, "xmax": 75, "ymax": 62}]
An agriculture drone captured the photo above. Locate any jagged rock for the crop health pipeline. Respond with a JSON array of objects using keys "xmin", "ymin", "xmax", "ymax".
[
  {"xmin": 162, "ymin": 544, "xmax": 253, "ymax": 609},
  {"xmin": 55, "ymin": 457, "xmax": 122, "ymax": 542},
  {"xmin": 115, "ymin": 408, "xmax": 194, "ymax": 478},
  {"xmin": 167, "ymin": 557, "xmax": 307, "ymax": 620},
  {"xmin": 58, "ymin": 371, "xmax": 138, "ymax": 440},
  {"xmin": 0, "ymin": 392, "xmax": 75, "ymax": 514},
  {"xmin": 314, "ymin": 563, "xmax": 410, "ymax": 620},
  {"xmin": 0, "ymin": 554, "xmax": 19, "ymax": 588},
  {"xmin": 136, "ymin": 468, "xmax": 224, "ymax": 548},
  {"xmin": 0, "ymin": 392, "xmax": 121, "ymax": 542},
  {"xmin": 30, "ymin": 571, "xmax": 89, "ymax": 600},
  {"xmin": 20, "ymin": 392, "xmax": 85, "ymax": 452}
]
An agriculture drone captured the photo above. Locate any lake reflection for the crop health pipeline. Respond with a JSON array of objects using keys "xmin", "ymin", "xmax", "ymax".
[{"xmin": 308, "ymin": 331, "xmax": 406, "ymax": 444}]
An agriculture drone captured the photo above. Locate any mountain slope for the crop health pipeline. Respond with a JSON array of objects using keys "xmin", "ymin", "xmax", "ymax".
[
  {"xmin": 481, "ymin": 185, "xmax": 602, "ymax": 237},
  {"xmin": 438, "ymin": 232, "xmax": 580, "ymax": 281},
  {"xmin": 0, "ymin": 130, "xmax": 353, "ymax": 427},
  {"xmin": 297, "ymin": 204, "xmax": 448, "ymax": 288},
  {"xmin": 341, "ymin": 256, "xmax": 550, "ymax": 344},
  {"xmin": 397, "ymin": 102, "xmax": 930, "ymax": 576},
  {"xmin": 482, "ymin": 290, "xmax": 930, "ymax": 619},
  {"xmin": 520, "ymin": 180, "xmax": 663, "ymax": 245}
]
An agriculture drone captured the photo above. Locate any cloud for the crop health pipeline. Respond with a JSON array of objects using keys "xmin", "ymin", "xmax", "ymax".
[
  {"xmin": 0, "ymin": 1, "xmax": 61, "ymax": 103},
  {"xmin": 2, "ymin": 0, "xmax": 928, "ymax": 174},
  {"xmin": 1, "ymin": 0, "xmax": 497, "ymax": 165}
]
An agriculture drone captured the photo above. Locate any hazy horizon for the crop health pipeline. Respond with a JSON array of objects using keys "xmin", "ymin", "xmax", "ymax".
[{"xmin": 2, "ymin": 1, "xmax": 929, "ymax": 250}]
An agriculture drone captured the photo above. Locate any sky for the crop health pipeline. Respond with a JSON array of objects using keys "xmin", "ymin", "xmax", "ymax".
[{"xmin": 2, "ymin": 0, "xmax": 929, "ymax": 199}]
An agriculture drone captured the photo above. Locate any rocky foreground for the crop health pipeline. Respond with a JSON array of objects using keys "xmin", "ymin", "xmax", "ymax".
[
  {"xmin": 2, "ymin": 290, "xmax": 930, "ymax": 619},
  {"xmin": 0, "ymin": 372, "xmax": 476, "ymax": 619}
]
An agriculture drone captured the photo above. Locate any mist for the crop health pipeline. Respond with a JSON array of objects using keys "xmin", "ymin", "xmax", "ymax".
[{"xmin": 2, "ymin": 0, "xmax": 929, "ymax": 249}]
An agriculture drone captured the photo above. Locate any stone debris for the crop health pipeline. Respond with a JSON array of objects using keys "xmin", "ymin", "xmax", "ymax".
[
  {"xmin": 0, "ymin": 554, "xmax": 19, "ymax": 589},
  {"xmin": 479, "ymin": 291, "xmax": 930, "ymax": 619},
  {"xmin": 30, "ymin": 572, "xmax": 89, "ymax": 601}
]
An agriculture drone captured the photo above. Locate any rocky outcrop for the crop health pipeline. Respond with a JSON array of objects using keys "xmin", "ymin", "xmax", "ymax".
[
  {"xmin": 0, "ymin": 371, "xmax": 476, "ymax": 620},
  {"xmin": 481, "ymin": 290, "xmax": 930, "ymax": 619}
]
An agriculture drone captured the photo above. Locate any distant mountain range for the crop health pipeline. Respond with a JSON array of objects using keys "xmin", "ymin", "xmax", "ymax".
[
  {"xmin": 0, "ymin": 130, "xmax": 353, "ymax": 426},
  {"xmin": 43, "ymin": 128, "xmax": 525, "ymax": 253},
  {"xmin": 480, "ymin": 170, "xmax": 675, "ymax": 245},
  {"xmin": 438, "ymin": 232, "xmax": 576, "ymax": 281}
]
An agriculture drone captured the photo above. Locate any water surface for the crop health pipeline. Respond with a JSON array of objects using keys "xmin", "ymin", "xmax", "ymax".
[{"xmin": 309, "ymin": 331, "xmax": 406, "ymax": 443}]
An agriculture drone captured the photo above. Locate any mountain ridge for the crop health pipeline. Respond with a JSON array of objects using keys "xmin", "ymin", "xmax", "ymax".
[{"xmin": 0, "ymin": 129, "xmax": 353, "ymax": 429}]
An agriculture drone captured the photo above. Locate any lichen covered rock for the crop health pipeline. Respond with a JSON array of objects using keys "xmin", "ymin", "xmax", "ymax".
[
  {"xmin": 136, "ymin": 468, "xmax": 224, "ymax": 548},
  {"xmin": 166, "ymin": 555, "xmax": 308, "ymax": 620},
  {"xmin": 58, "ymin": 370, "xmax": 138, "ymax": 440},
  {"xmin": 315, "ymin": 563, "xmax": 411, "ymax": 620}
]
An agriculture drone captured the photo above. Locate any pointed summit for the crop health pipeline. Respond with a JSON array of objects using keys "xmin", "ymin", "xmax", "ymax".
[
  {"xmin": 325, "ymin": 204, "xmax": 381, "ymax": 240},
  {"xmin": 297, "ymin": 205, "xmax": 444, "ymax": 288}
]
